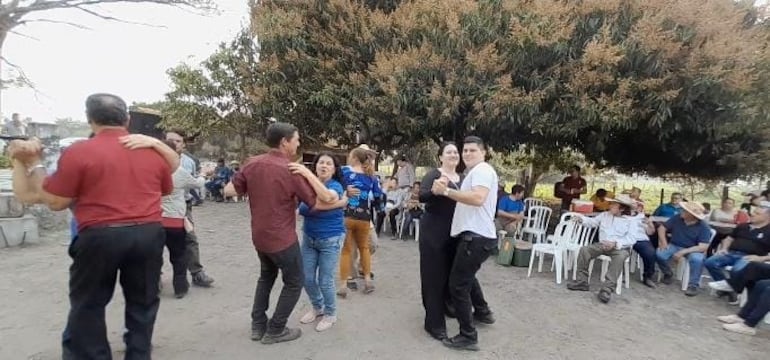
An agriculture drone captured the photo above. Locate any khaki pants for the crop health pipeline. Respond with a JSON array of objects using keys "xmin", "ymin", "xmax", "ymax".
[
  {"xmin": 340, "ymin": 218, "xmax": 372, "ymax": 281},
  {"xmin": 576, "ymin": 243, "xmax": 629, "ymax": 290}
]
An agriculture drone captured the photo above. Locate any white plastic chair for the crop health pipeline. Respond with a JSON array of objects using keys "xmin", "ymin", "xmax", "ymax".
[
  {"xmin": 675, "ymin": 229, "xmax": 717, "ymax": 291},
  {"xmin": 522, "ymin": 205, "xmax": 552, "ymax": 244},
  {"xmin": 565, "ymin": 223, "xmax": 598, "ymax": 280},
  {"xmin": 588, "ymin": 252, "xmax": 631, "ymax": 295},
  {"xmin": 527, "ymin": 220, "xmax": 575, "ymax": 284},
  {"xmin": 524, "ymin": 197, "xmax": 546, "ymax": 212}
]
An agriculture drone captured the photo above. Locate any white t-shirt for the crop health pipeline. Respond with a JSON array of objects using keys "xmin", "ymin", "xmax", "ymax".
[{"xmin": 450, "ymin": 162, "xmax": 498, "ymax": 238}]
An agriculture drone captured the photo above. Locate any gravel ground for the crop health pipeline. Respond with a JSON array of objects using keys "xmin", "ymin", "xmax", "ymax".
[{"xmin": 1, "ymin": 201, "xmax": 768, "ymax": 360}]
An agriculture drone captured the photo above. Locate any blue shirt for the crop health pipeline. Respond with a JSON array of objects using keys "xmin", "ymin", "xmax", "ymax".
[
  {"xmin": 498, "ymin": 196, "xmax": 524, "ymax": 214},
  {"xmin": 299, "ymin": 179, "xmax": 345, "ymax": 239},
  {"xmin": 663, "ymin": 215, "xmax": 712, "ymax": 248},
  {"xmin": 340, "ymin": 166, "xmax": 383, "ymax": 220},
  {"xmin": 653, "ymin": 203, "xmax": 681, "ymax": 218}
]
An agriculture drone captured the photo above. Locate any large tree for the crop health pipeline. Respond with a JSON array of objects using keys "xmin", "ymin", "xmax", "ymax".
[
  {"xmin": 160, "ymin": 28, "xmax": 266, "ymax": 160},
  {"xmin": 250, "ymin": 0, "xmax": 770, "ymax": 180},
  {"xmin": 0, "ymin": 0, "xmax": 214, "ymax": 112}
]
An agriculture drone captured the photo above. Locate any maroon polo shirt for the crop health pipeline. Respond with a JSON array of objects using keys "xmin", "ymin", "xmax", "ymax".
[
  {"xmin": 44, "ymin": 128, "xmax": 173, "ymax": 231},
  {"xmin": 561, "ymin": 175, "xmax": 587, "ymax": 204},
  {"xmin": 233, "ymin": 149, "xmax": 317, "ymax": 253}
]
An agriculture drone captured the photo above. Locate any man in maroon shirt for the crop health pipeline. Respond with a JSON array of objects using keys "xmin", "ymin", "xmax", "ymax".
[
  {"xmin": 229, "ymin": 122, "xmax": 336, "ymax": 344},
  {"xmin": 9, "ymin": 94, "xmax": 173, "ymax": 360},
  {"xmin": 558, "ymin": 165, "xmax": 587, "ymax": 210}
]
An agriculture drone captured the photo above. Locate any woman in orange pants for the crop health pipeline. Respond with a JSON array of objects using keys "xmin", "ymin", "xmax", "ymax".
[{"xmin": 338, "ymin": 147, "xmax": 383, "ymax": 297}]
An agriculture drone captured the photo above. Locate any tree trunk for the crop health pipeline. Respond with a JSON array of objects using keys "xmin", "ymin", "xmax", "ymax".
[
  {"xmin": 238, "ymin": 131, "xmax": 247, "ymax": 162},
  {"xmin": 0, "ymin": 28, "xmax": 7, "ymax": 115}
]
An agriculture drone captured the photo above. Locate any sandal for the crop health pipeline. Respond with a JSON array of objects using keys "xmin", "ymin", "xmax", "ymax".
[
  {"xmin": 597, "ymin": 288, "xmax": 612, "ymax": 303},
  {"xmin": 363, "ymin": 282, "xmax": 375, "ymax": 294},
  {"xmin": 337, "ymin": 288, "xmax": 348, "ymax": 298}
]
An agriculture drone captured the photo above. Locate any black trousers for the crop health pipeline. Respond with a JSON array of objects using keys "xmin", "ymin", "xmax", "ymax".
[
  {"xmin": 448, "ymin": 232, "xmax": 494, "ymax": 340},
  {"xmin": 728, "ymin": 262, "xmax": 770, "ymax": 293},
  {"xmin": 164, "ymin": 227, "xmax": 188, "ymax": 293},
  {"xmin": 419, "ymin": 213, "xmax": 457, "ymax": 334},
  {"xmin": 62, "ymin": 223, "xmax": 165, "ymax": 360},
  {"xmin": 251, "ymin": 242, "xmax": 304, "ymax": 334}
]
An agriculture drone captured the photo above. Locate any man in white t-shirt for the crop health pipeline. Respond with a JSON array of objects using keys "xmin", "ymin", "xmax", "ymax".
[{"xmin": 431, "ymin": 136, "xmax": 497, "ymax": 351}]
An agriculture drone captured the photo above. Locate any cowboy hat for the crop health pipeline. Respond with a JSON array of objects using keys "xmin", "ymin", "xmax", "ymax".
[
  {"xmin": 680, "ymin": 201, "xmax": 707, "ymax": 220},
  {"xmin": 608, "ymin": 194, "xmax": 636, "ymax": 207}
]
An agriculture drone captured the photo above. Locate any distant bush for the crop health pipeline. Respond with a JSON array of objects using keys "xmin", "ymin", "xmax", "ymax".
[{"xmin": 0, "ymin": 155, "xmax": 10, "ymax": 169}]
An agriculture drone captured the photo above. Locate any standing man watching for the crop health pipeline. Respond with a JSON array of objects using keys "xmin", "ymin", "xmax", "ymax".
[
  {"xmin": 396, "ymin": 155, "xmax": 416, "ymax": 189},
  {"xmin": 227, "ymin": 122, "xmax": 338, "ymax": 344},
  {"xmin": 558, "ymin": 165, "xmax": 587, "ymax": 211},
  {"xmin": 9, "ymin": 93, "xmax": 174, "ymax": 359},
  {"xmin": 431, "ymin": 136, "xmax": 497, "ymax": 351},
  {"xmin": 166, "ymin": 130, "xmax": 215, "ymax": 288}
]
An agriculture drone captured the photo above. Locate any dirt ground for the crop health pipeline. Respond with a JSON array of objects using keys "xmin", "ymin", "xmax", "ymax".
[{"xmin": 1, "ymin": 202, "xmax": 768, "ymax": 360}]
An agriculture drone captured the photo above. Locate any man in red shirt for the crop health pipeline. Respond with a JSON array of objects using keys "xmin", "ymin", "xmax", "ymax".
[
  {"xmin": 558, "ymin": 165, "xmax": 587, "ymax": 211},
  {"xmin": 9, "ymin": 93, "xmax": 174, "ymax": 360},
  {"xmin": 229, "ymin": 122, "xmax": 337, "ymax": 344}
]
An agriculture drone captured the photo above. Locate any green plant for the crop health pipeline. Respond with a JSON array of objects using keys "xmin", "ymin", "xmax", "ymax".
[{"xmin": 0, "ymin": 155, "xmax": 11, "ymax": 169}]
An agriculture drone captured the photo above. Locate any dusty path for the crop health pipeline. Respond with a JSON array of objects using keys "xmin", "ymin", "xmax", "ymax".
[{"xmin": 1, "ymin": 202, "xmax": 768, "ymax": 360}]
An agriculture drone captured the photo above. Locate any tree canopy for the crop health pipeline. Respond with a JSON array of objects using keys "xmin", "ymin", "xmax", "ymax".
[{"xmin": 249, "ymin": 0, "xmax": 770, "ymax": 180}]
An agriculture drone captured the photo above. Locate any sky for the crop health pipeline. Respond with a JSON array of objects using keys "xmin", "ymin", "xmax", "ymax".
[{"xmin": 2, "ymin": 0, "xmax": 249, "ymax": 123}]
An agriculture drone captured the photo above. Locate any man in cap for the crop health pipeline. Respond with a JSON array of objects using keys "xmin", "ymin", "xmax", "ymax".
[{"xmin": 655, "ymin": 201, "xmax": 712, "ymax": 296}]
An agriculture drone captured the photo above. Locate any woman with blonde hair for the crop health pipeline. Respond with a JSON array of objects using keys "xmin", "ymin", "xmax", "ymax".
[{"xmin": 338, "ymin": 147, "xmax": 383, "ymax": 297}]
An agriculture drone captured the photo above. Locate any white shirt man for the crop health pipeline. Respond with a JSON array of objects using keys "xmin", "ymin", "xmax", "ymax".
[{"xmin": 430, "ymin": 136, "xmax": 497, "ymax": 352}]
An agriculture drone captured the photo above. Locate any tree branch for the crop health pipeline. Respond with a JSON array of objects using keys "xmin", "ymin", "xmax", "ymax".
[
  {"xmin": 8, "ymin": 29, "xmax": 40, "ymax": 41},
  {"xmin": 72, "ymin": 5, "xmax": 163, "ymax": 27},
  {"xmin": 18, "ymin": 18, "xmax": 92, "ymax": 30}
]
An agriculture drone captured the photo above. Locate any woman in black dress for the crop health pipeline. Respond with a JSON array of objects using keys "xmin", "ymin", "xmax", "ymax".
[{"xmin": 419, "ymin": 142, "xmax": 462, "ymax": 341}]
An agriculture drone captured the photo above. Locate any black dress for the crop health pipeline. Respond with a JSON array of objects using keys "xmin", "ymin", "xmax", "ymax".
[{"xmin": 418, "ymin": 168, "xmax": 461, "ymax": 336}]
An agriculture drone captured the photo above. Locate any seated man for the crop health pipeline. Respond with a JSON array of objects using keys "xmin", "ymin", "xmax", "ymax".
[
  {"xmin": 716, "ymin": 261, "xmax": 770, "ymax": 336},
  {"xmin": 590, "ymin": 188, "xmax": 614, "ymax": 212},
  {"xmin": 705, "ymin": 202, "xmax": 770, "ymax": 286},
  {"xmin": 567, "ymin": 195, "xmax": 638, "ymax": 303},
  {"xmin": 653, "ymin": 192, "xmax": 684, "ymax": 218},
  {"xmin": 496, "ymin": 184, "xmax": 525, "ymax": 233},
  {"xmin": 205, "ymin": 158, "xmax": 233, "ymax": 202},
  {"xmin": 401, "ymin": 183, "xmax": 423, "ymax": 238},
  {"xmin": 655, "ymin": 202, "xmax": 711, "ymax": 297}
]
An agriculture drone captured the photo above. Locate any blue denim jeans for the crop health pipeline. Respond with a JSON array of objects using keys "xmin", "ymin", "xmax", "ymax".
[
  {"xmin": 704, "ymin": 251, "xmax": 748, "ymax": 281},
  {"xmin": 301, "ymin": 233, "xmax": 344, "ymax": 316},
  {"xmin": 656, "ymin": 245, "xmax": 706, "ymax": 288}
]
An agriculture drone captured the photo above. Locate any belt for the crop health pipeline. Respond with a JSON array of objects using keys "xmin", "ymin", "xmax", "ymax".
[{"xmin": 88, "ymin": 222, "xmax": 150, "ymax": 230}]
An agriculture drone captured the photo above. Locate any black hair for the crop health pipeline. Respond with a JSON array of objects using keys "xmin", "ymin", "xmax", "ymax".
[
  {"xmin": 596, "ymin": 188, "xmax": 607, "ymax": 197},
  {"xmin": 511, "ymin": 184, "xmax": 525, "ymax": 195},
  {"xmin": 85, "ymin": 93, "xmax": 129, "ymax": 126},
  {"xmin": 463, "ymin": 136, "xmax": 486, "ymax": 150},
  {"xmin": 571, "ymin": 165, "xmax": 581, "ymax": 173},
  {"xmin": 437, "ymin": 141, "xmax": 457, "ymax": 157},
  {"xmin": 702, "ymin": 202, "xmax": 711, "ymax": 212},
  {"xmin": 311, "ymin": 151, "xmax": 343, "ymax": 183},
  {"xmin": 620, "ymin": 203, "xmax": 633, "ymax": 216},
  {"xmin": 266, "ymin": 122, "xmax": 298, "ymax": 148}
]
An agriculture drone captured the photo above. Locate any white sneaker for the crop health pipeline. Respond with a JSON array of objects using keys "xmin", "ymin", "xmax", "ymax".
[
  {"xmin": 708, "ymin": 280, "xmax": 734, "ymax": 292},
  {"xmin": 717, "ymin": 314, "xmax": 743, "ymax": 324},
  {"xmin": 722, "ymin": 322, "xmax": 756, "ymax": 336},
  {"xmin": 315, "ymin": 315, "xmax": 337, "ymax": 332},
  {"xmin": 300, "ymin": 309, "xmax": 323, "ymax": 324}
]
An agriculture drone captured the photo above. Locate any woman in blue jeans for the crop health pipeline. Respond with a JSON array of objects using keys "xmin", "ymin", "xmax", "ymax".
[{"xmin": 295, "ymin": 152, "xmax": 348, "ymax": 332}]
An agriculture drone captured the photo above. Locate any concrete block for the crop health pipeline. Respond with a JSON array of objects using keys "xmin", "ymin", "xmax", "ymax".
[{"xmin": 0, "ymin": 214, "xmax": 39, "ymax": 247}]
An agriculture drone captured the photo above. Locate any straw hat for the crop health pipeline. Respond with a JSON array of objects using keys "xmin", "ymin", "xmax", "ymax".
[
  {"xmin": 680, "ymin": 201, "xmax": 707, "ymax": 220},
  {"xmin": 608, "ymin": 194, "xmax": 636, "ymax": 207}
]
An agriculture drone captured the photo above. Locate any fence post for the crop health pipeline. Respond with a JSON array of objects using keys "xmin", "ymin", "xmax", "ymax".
[
  {"xmin": 722, "ymin": 186, "xmax": 729, "ymax": 201},
  {"xmin": 659, "ymin": 188, "xmax": 665, "ymax": 206}
]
